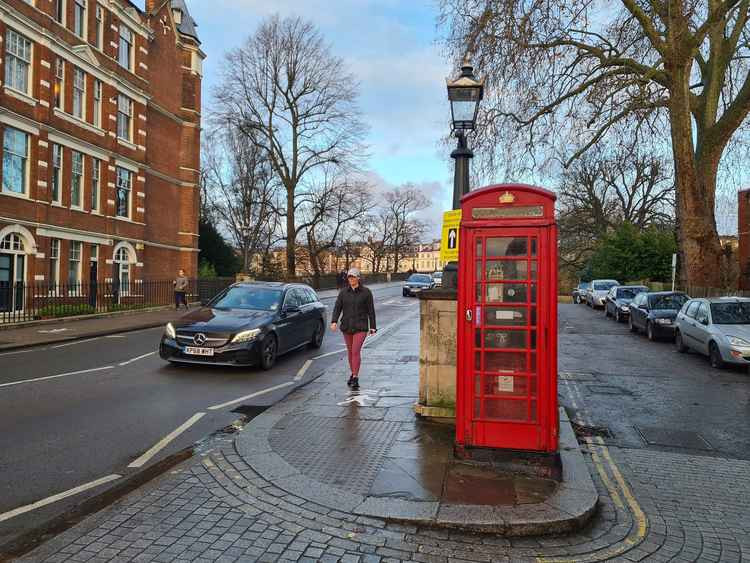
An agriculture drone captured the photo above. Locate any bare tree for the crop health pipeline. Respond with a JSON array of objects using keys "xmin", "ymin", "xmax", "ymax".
[
  {"xmin": 558, "ymin": 147, "xmax": 674, "ymax": 272},
  {"xmin": 296, "ymin": 169, "xmax": 374, "ymax": 283},
  {"xmin": 439, "ymin": 0, "xmax": 750, "ymax": 287},
  {"xmin": 380, "ymin": 186, "xmax": 429, "ymax": 273},
  {"xmin": 202, "ymin": 129, "xmax": 282, "ymax": 274},
  {"xmin": 213, "ymin": 15, "xmax": 368, "ymax": 277}
]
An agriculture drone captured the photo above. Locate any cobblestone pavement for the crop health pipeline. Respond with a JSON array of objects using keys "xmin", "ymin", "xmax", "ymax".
[{"xmin": 18, "ymin": 306, "xmax": 750, "ymax": 562}]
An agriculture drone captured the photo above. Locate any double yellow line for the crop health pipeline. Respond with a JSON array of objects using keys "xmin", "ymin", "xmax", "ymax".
[{"xmin": 537, "ymin": 436, "xmax": 648, "ymax": 562}]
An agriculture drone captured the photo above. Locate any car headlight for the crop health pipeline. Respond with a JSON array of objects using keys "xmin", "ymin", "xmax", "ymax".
[
  {"xmin": 654, "ymin": 318, "xmax": 672, "ymax": 324},
  {"xmin": 727, "ymin": 335, "xmax": 750, "ymax": 347},
  {"xmin": 165, "ymin": 322, "xmax": 176, "ymax": 339},
  {"xmin": 620, "ymin": 305, "xmax": 629, "ymax": 311},
  {"xmin": 232, "ymin": 328, "xmax": 261, "ymax": 343}
]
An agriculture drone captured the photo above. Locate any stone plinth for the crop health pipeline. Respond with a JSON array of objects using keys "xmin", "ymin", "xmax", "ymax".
[{"xmin": 415, "ymin": 289, "xmax": 457, "ymax": 422}]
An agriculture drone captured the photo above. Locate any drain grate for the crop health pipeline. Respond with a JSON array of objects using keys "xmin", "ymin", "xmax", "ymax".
[
  {"xmin": 270, "ymin": 414, "xmax": 402, "ymax": 494},
  {"xmin": 635, "ymin": 426, "xmax": 713, "ymax": 450}
]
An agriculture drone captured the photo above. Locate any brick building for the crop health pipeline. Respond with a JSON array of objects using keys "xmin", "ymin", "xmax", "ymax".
[{"xmin": 0, "ymin": 0, "xmax": 203, "ymax": 312}]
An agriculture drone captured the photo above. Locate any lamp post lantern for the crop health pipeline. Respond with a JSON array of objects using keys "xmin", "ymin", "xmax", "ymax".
[{"xmin": 443, "ymin": 59, "xmax": 483, "ymax": 289}]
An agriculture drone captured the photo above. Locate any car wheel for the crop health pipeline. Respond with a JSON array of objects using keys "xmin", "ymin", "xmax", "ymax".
[
  {"xmin": 629, "ymin": 316, "xmax": 637, "ymax": 333},
  {"xmin": 675, "ymin": 330, "xmax": 688, "ymax": 353},
  {"xmin": 402, "ymin": 289, "xmax": 408, "ymax": 297},
  {"xmin": 260, "ymin": 334, "xmax": 277, "ymax": 370},
  {"xmin": 615, "ymin": 310, "xmax": 621, "ymax": 323},
  {"xmin": 574, "ymin": 295, "xmax": 580, "ymax": 304},
  {"xmin": 709, "ymin": 342, "xmax": 725, "ymax": 369},
  {"xmin": 604, "ymin": 306, "xmax": 610, "ymax": 318},
  {"xmin": 308, "ymin": 320, "xmax": 324, "ymax": 349},
  {"xmin": 647, "ymin": 322, "xmax": 656, "ymax": 341}
]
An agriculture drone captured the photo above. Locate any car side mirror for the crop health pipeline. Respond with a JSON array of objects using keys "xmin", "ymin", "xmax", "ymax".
[{"xmin": 699, "ymin": 317, "xmax": 709, "ymax": 326}]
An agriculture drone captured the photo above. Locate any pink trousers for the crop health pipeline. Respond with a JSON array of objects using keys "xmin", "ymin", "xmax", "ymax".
[{"xmin": 343, "ymin": 331, "xmax": 367, "ymax": 376}]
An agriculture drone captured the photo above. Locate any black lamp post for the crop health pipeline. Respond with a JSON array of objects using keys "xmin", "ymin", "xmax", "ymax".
[{"xmin": 443, "ymin": 59, "xmax": 483, "ymax": 289}]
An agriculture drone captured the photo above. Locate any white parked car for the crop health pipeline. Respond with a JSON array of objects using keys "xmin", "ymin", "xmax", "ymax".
[
  {"xmin": 586, "ymin": 279, "xmax": 619, "ymax": 309},
  {"xmin": 431, "ymin": 271, "xmax": 443, "ymax": 287}
]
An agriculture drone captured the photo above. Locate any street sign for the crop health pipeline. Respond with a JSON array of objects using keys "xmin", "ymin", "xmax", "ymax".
[{"xmin": 440, "ymin": 209, "xmax": 462, "ymax": 262}]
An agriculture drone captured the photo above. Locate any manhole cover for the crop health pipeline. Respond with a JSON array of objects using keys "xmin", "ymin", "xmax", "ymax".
[
  {"xmin": 586, "ymin": 385, "xmax": 631, "ymax": 396},
  {"xmin": 270, "ymin": 415, "xmax": 402, "ymax": 494},
  {"xmin": 635, "ymin": 426, "xmax": 713, "ymax": 450}
]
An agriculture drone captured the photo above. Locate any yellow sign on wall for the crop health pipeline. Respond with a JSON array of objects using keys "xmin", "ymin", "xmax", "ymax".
[{"xmin": 440, "ymin": 209, "xmax": 462, "ymax": 262}]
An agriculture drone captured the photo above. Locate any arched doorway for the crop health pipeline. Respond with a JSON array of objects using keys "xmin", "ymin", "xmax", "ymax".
[{"xmin": 0, "ymin": 233, "xmax": 28, "ymax": 312}]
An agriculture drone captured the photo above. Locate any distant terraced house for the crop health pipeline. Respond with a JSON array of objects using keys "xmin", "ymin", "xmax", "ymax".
[{"xmin": 0, "ymin": 0, "xmax": 204, "ymax": 314}]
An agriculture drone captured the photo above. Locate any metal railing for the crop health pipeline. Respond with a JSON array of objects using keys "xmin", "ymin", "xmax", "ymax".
[{"xmin": 0, "ymin": 278, "xmax": 235, "ymax": 324}]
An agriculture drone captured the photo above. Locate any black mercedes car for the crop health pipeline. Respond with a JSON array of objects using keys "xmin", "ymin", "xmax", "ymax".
[
  {"xmin": 159, "ymin": 282, "xmax": 326, "ymax": 369},
  {"xmin": 628, "ymin": 291, "xmax": 689, "ymax": 341},
  {"xmin": 604, "ymin": 285, "xmax": 649, "ymax": 322}
]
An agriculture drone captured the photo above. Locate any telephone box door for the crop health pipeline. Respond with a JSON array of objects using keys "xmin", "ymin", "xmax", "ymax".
[{"xmin": 459, "ymin": 226, "xmax": 554, "ymax": 451}]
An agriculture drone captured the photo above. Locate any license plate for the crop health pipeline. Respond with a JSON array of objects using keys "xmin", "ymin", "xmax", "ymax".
[
  {"xmin": 184, "ymin": 346, "xmax": 214, "ymax": 356},
  {"xmin": 411, "ymin": 287, "xmax": 421, "ymax": 292}
]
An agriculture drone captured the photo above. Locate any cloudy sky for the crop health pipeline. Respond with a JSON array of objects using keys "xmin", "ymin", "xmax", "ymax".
[{"xmin": 170, "ymin": 0, "xmax": 456, "ymax": 239}]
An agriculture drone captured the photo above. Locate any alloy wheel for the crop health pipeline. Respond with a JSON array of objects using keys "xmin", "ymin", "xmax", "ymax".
[
  {"xmin": 260, "ymin": 335, "xmax": 277, "ymax": 370},
  {"xmin": 675, "ymin": 331, "xmax": 687, "ymax": 353},
  {"xmin": 309, "ymin": 320, "xmax": 324, "ymax": 349},
  {"xmin": 647, "ymin": 322, "xmax": 655, "ymax": 341},
  {"xmin": 709, "ymin": 342, "xmax": 725, "ymax": 369}
]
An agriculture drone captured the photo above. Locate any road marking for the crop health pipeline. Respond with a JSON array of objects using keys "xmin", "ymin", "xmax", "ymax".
[
  {"xmin": 128, "ymin": 412, "xmax": 206, "ymax": 468},
  {"xmin": 0, "ymin": 365, "xmax": 114, "ymax": 389},
  {"xmin": 119, "ymin": 351, "xmax": 157, "ymax": 366},
  {"xmin": 294, "ymin": 359, "xmax": 313, "ymax": 381},
  {"xmin": 312, "ymin": 348, "xmax": 347, "ymax": 360},
  {"xmin": 51, "ymin": 337, "xmax": 101, "ymax": 348},
  {"xmin": 0, "ymin": 348, "xmax": 36, "ymax": 357},
  {"xmin": 0, "ymin": 474, "xmax": 121, "ymax": 523},
  {"xmin": 105, "ymin": 335, "xmax": 126, "ymax": 338},
  {"xmin": 37, "ymin": 328, "xmax": 70, "ymax": 334},
  {"xmin": 207, "ymin": 381, "xmax": 296, "ymax": 411}
]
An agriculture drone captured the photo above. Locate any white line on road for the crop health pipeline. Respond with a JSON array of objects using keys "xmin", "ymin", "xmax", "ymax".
[
  {"xmin": 294, "ymin": 359, "xmax": 313, "ymax": 381},
  {"xmin": 128, "ymin": 412, "xmax": 206, "ymax": 468},
  {"xmin": 51, "ymin": 337, "xmax": 101, "ymax": 348},
  {"xmin": 312, "ymin": 348, "xmax": 347, "ymax": 360},
  {"xmin": 118, "ymin": 351, "xmax": 157, "ymax": 366},
  {"xmin": 105, "ymin": 335, "xmax": 127, "ymax": 338},
  {"xmin": 207, "ymin": 381, "xmax": 296, "ymax": 411},
  {"xmin": 0, "ymin": 348, "xmax": 35, "ymax": 357},
  {"xmin": 0, "ymin": 365, "xmax": 114, "ymax": 389},
  {"xmin": 0, "ymin": 474, "xmax": 121, "ymax": 523}
]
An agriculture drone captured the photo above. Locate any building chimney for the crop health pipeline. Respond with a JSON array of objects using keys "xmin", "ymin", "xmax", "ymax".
[{"xmin": 145, "ymin": 0, "xmax": 160, "ymax": 13}]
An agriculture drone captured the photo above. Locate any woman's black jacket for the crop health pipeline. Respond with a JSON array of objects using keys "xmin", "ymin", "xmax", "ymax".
[{"xmin": 331, "ymin": 285, "xmax": 376, "ymax": 333}]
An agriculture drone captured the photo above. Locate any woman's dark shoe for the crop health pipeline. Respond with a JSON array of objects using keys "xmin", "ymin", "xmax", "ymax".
[
  {"xmin": 351, "ymin": 377, "xmax": 359, "ymax": 390},
  {"xmin": 347, "ymin": 375, "xmax": 354, "ymax": 387}
]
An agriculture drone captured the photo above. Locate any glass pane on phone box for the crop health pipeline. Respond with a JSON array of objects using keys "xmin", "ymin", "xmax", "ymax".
[
  {"xmin": 482, "ymin": 329, "xmax": 526, "ymax": 349},
  {"xmin": 475, "ymin": 351, "xmax": 482, "ymax": 371},
  {"xmin": 530, "ymin": 261, "xmax": 538, "ymax": 280},
  {"xmin": 474, "ymin": 398, "xmax": 481, "ymax": 418},
  {"xmin": 487, "ymin": 237, "xmax": 528, "ymax": 257},
  {"xmin": 486, "ymin": 283, "xmax": 528, "ymax": 303},
  {"xmin": 476, "ymin": 238, "xmax": 482, "ymax": 256},
  {"xmin": 483, "ymin": 398, "xmax": 528, "ymax": 421},
  {"xmin": 486, "ymin": 306, "xmax": 536, "ymax": 327},
  {"xmin": 484, "ymin": 351, "xmax": 535, "ymax": 372},
  {"xmin": 482, "ymin": 260, "xmax": 528, "ymax": 281},
  {"xmin": 481, "ymin": 374, "xmax": 531, "ymax": 397},
  {"xmin": 531, "ymin": 238, "xmax": 537, "ymax": 256},
  {"xmin": 530, "ymin": 399, "xmax": 538, "ymax": 422}
]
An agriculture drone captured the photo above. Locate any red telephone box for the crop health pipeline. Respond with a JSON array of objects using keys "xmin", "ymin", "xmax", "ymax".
[{"xmin": 456, "ymin": 184, "xmax": 558, "ymax": 453}]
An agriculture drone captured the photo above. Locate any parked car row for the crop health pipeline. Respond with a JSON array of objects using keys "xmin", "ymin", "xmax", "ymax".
[{"xmin": 574, "ymin": 279, "xmax": 750, "ymax": 370}]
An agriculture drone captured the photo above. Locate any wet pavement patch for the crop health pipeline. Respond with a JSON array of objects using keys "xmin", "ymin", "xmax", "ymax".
[
  {"xmin": 635, "ymin": 426, "xmax": 713, "ymax": 450},
  {"xmin": 571, "ymin": 421, "xmax": 612, "ymax": 439},
  {"xmin": 586, "ymin": 384, "xmax": 632, "ymax": 395},
  {"xmin": 442, "ymin": 464, "xmax": 557, "ymax": 506}
]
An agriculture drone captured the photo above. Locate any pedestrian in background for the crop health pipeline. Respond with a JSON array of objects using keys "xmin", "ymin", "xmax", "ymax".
[
  {"xmin": 330, "ymin": 268, "xmax": 376, "ymax": 390},
  {"xmin": 173, "ymin": 269, "xmax": 189, "ymax": 310}
]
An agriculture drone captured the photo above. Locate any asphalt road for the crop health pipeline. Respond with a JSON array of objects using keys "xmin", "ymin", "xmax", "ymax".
[
  {"xmin": 0, "ymin": 283, "xmax": 412, "ymax": 548},
  {"xmin": 559, "ymin": 302, "xmax": 750, "ymax": 461}
]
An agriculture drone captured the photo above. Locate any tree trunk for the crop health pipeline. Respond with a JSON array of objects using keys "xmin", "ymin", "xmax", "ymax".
[
  {"xmin": 286, "ymin": 187, "xmax": 296, "ymax": 277},
  {"xmin": 668, "ymin": 66, "xmax": 722, "ymax": 290}
]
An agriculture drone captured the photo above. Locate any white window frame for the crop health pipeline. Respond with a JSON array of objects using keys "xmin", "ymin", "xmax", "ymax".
[
  {"xmin": 2, "ymin": 127, "xmax": 30, "ymax": 196},
  {"xmin": 116, "ymin": 94, "xmax": 132, "ymax": 141},
  {"xmin": 94, "ymin": 4, "xmax": 104, "ymax": 50},
  {"xmin": 49, "ymin": 239, "xmax": 60, "ymax": 290},
  {"xmin": 68, "ymin": 240, "xmax": 82, "ymax": 290},
  {"xmin": 54, "ymin": 0, "xmax": 66, "ymax": 25},
  {"xmin": 115, "ymin": 166, "xmax": 131, "ymax": 218},
  {"xmin": 5, "ymin": 29, "xmax": 33, "ymax": 96},
  {"xmin": 54, "ymin": 58, "xmax": 65, "ymax": 110},
  {"xmin": 51, "ymin": 143, "xmax": 62, "ymax": 204},
  {"xmin": 91, "ymin": 158, "xmax": 100, "ymax": 211},
  {"xmin": 118, "ymin": 25, "xmax": 133, "ymax": 71},
  {"xmin": 114, "ymin": 246, "xmax": 131, "ymax": 295},
  {"xmin": 73, "ymin": 0, "xmax": 87, "ymax": 38},
  {"xmin": 92, "ymin": 79, "xmax": 102, "ymax": 128},
  {"xmin": 72, "ymin": 67, "xmax": 86, "ymax": 120},
  {"xmin": 71, "ymin": 151, "xmax": 84, "ymax": 209}
]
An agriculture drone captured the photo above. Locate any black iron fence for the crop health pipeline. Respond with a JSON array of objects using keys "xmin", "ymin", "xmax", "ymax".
[
  {"xmin": 252, "ymin": 271, "xmax": 411, "ymax": 290},
  {"xmin": 0, "ymin": 278, "xmax": 235, "ymax": 324}
]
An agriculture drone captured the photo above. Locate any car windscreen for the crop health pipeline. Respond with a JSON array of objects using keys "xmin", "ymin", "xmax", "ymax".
[
  {"xmin": 710, "ymin": 302, "xmax": 750, "ymax": 324},
  {"xmin": 408, "ymin": 275, "xmax": 432, "ymax": 283},
  {"xmin": 593, "ymin": 281, "xmax": 617, "ymax": 290},
  {"xmin": 649, "ymin": 294, "xmax": 688, "ymax": 310},
  {"xmin": 617, "ymin": 288, "xmax": 643, "ymax": 299},
  {"xmin": 433, "ymin": 272, "xmax": 443, "ymax": 279},
  {"xmin": 210, "ymin": 287, "xmax": 282, "ymax": 311},
  {"xmin": 579, "ymin": 282, "xmax": 591, "ymax": 289}
]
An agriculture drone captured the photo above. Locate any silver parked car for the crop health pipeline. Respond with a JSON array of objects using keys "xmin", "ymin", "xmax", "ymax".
[
  {"xmin": 586, "ymin": 279, "xmax": 619, "ymax": 308},
  {"xmin": 675, "ymin": 297, "xmax": 750, "ymax": 368}
]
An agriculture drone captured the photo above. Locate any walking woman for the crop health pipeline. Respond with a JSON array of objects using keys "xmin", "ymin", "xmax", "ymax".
[{"xmin": 330, "ymin": 268, "xmax": 376, "ymax": 390}]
